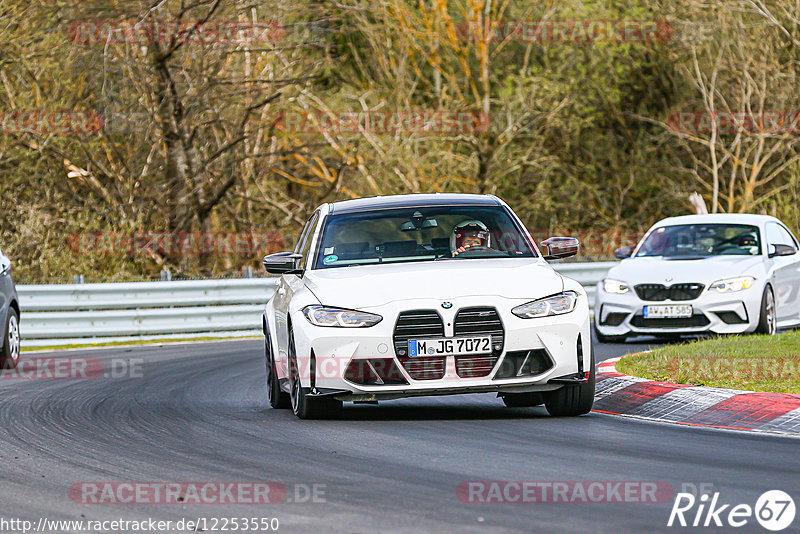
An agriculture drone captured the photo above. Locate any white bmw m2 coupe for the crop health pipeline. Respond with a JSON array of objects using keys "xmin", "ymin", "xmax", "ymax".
[
  {"xmin": 262, "ymin": 194, "xmax": 593, "ymax": 419},
  {"xmin": 595, "ymin": 214, "xmax": 800, "ymax": 342}
]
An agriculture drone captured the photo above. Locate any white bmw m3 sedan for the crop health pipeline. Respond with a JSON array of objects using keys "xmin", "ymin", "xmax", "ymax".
[
  {"xmin": 595, "ymin": 214, "xmax": 800, "ymax": 342},
  {"xmin": 262, "ymin": 194, "xmax": 594, "ymax": 419}
]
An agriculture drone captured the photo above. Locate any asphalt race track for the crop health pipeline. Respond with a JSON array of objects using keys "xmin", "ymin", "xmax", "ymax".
[{"xmin": 0, "ymin": 338, "xmax": 797, "ymax": 534}]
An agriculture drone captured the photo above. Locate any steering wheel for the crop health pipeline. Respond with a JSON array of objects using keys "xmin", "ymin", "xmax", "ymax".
[{"xmin": 454, "ymin": 245, "xmax": 504, "ymax": 257}]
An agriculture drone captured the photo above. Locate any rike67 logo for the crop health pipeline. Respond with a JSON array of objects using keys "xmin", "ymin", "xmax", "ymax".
[{"xmin": 668, "ymin": 490, "xmax": 796, "ymax": 531}]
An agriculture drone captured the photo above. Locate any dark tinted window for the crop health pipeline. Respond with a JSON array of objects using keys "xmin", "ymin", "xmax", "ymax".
[{"xmin": 635, "ymin": 224, "xmax": 761, "ymax": 257}]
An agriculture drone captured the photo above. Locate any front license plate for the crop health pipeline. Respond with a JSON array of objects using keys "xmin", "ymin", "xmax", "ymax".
[
  {"xmin": 643, "ymin": 305, "xmax": 693, "ymax": 318},
  {"xmin": 408, "ymin": 336, "xmax": 492, "ymax": 357}
]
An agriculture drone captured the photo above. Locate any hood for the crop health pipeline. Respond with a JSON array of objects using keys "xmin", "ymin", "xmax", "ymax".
[
  {"xmin": 607, "ymin": 255, "xmax": 765, "ymax": 285},
  {"xmin": 303, "ymin": 259, "xmax": 564, "ymax": 308}
]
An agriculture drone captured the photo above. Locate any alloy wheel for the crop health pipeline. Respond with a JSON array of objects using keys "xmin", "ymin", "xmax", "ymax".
[
  {"xmin": 7, "ymin": 314, "xmax": 20, "ymax": 364},
  {"xmin": 766, "ymin": 290, "xmax": 777, "ymax": 335}
]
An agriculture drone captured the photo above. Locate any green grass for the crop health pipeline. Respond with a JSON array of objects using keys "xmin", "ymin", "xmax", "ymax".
[
  {"xmin": 22, "ymin": 336, "xmax": 260, "ymax": 353},
  {"xmin": 616, "ymin": 331, "xmax": 800, "ymax": 394}
]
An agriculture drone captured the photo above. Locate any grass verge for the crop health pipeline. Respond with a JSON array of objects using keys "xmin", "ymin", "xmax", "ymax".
[{"xmin": 615, "ymin": 330, "xmax": 800, "ymax": 394}]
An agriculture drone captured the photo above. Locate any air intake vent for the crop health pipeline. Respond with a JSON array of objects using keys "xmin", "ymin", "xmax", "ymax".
[
  {"xmin": 397, "ymin": 356, "xmax": 446, "ymax": 380},
  {"xmin": 714, "ymin": 311, "xmax": 748, "ymax": 325},
  {"xmin": 630, "ymin": 314, "xmax": 710, "ymax": 328},
  {"xmin": 600, "ymin": 312, "xmax": 628, "ymax": 326},
  {"xmin": 455, "ymin": 355, "xmax": 499, "ymax": 378},
  {"xmin": 494, "ymin": 349, "xmax": 553, "ymax": 379},
  {"xmin": 344, "ymin": 358, "xmax": 408, "ymax": 385}
]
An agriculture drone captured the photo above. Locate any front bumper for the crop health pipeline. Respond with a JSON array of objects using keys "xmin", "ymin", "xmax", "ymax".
[
  {"xmin": 594, "ymin": 283, "xmax": 762, "ymax": 337},
  {"xmin": 288, "ymin": 296, "xmax": 592, "ymax": 397}
]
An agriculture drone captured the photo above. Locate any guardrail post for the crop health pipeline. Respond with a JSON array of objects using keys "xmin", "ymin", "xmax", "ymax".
[
  {"xmin": 73, "ymin": 274, "xmax": 84, "ymax": 284},
  {"xmin": 243, "ymin": 266, "xmax": 253, "ymax": 278},
  {"xmin": 160, "ymin": 269, "xmax": 172, "ymax": 281}
]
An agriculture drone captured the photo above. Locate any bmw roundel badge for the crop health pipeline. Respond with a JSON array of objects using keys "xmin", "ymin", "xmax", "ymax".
[{"xmin": 441, "ymin": 302, "xmax": 453, "ymax": 309}]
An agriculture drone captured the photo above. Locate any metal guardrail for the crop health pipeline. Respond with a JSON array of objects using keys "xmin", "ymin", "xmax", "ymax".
[{"xmin": 17, "ymin": 262, "xmax": 617, "ymax": 345}]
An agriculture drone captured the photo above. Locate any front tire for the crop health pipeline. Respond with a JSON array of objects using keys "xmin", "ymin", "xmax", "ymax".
[
  {"xmin": 755, "ymin": 285, "xmax": 777, "ymax": 335},
  {"xmin": 287, "ymin": 326, "xmax": 341, "ymax": 420},
  {"xmin": 543, "ymin": 350, "xmax": 595, "ymax": 417},
  {"xmin": 1, "ymin": 309, "xmax": 20, "ymax": 370},
  {"xmin": 265, "ymin": 334, "xmax": 290, "ymax": 409}
]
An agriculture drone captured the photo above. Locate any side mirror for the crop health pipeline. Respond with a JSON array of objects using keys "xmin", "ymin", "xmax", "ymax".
[
  {"xmin": 769, "ymin": 244, "xmax": 798, "ymax": 258},
  {"xmin": 0, "ymin": 255, "xmax": 10, "ymax": 276},
  {"xmin": 262, "ymin": 252, "xmax": 304, "ymax": 274},
  {"xmin": 540, "ymin": 237, "xmax": 579, "ymax": 260},
  {"xmin": 614, "ymin": 245, "xmax": 635, "ymax": 259}
]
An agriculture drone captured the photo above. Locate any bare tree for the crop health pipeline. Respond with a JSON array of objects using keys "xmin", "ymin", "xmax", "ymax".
[{"xmin": 655, "ymin": 0, "xmax": 800, "ymax": 213}]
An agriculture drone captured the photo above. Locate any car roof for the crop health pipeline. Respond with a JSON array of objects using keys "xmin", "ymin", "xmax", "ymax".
[
  {"xmin": 651, "ymin": 213, "xmax": 782, "ymax": 228},
  {"xmin": 327, "ymin": 193, "xmax": 501, "ymax": 214}
]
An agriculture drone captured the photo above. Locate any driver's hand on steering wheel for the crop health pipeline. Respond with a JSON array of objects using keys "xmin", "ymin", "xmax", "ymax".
[{"xmin": 452, "ymin": 244, "xmax": 473, "ymax": 256}]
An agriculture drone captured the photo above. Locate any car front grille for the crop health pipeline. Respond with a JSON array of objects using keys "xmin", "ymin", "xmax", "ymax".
[
  {"xmin": 634, "ymin": 283, "xmax": 704, "ymax": 301},
  {"xmin": 392, "ymin": 307, "xmax": 505, "ymax": 381},
  {"xmin": 393, "ymin": 310, "xmax": 444, "ymax": 357},
  {"xmin": 453, "ymin": 307, "xmax": 504, "ymax": 356},
  {"xmin": 393, "ymin": 310, "xmax": 446, "ymax": 380}
]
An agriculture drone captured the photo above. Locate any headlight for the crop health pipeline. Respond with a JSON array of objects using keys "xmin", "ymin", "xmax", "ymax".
[
  {"xmin": 602, "ymin": 279, "xmax": 630, "ymax": 294},
  {"xmin": 512, "ymin": 291, "xmax": 578, "ymax": 319},
  {"xmin": 302, "ymin": 305, "xmax": 383, "ymax": 327},
  {"xmin": 708, "ymin": 276, "xmax": 755, "ymax": 293}
]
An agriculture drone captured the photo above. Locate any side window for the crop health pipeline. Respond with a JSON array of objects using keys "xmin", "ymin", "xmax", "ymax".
[
  {"xmin": 779, "ymin": 225, "xmax": 799, "ymax": 247},
  {"xmin": 297, "ymin": 212, "xmax": 320, "ymax": 270},
  {"xmin": 294, "ymin": 217, "xmax": 314, "ymax": 254},
  {"xmin": 766, "ymin": 223, "xmax": 797, "ymax": 254}
]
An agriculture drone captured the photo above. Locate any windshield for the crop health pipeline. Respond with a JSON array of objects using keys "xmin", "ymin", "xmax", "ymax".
[
  {"xmin": 312, "ymin": 206, "xmax": 536, "ymax": 269},
  {"xmin": 634, "ymin": 224, "xmax": 761, "ymax": 258}
]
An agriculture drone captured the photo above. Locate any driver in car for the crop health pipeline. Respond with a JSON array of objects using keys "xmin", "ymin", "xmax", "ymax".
[
  {"xmin": 738, "ymin": 233, "xmax": 758, "ymax": 248},
  {"xmin": 451, "ymin": 220, "xmax": 491, "ymax": 256}
]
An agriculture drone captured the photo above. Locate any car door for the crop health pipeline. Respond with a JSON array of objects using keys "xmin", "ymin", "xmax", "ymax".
[
  {"xmin": 275, "ymin": 211, "xmax": 320, "ymax": 368},
  {"xmin": 765, "ymin": 222, "xmax": 800, "ymax": 323}
]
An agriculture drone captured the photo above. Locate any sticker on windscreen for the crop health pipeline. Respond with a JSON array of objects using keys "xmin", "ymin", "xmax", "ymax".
[{"xmin": 323, "ymin": 255, "xmax": 338, "ymax": 264}]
